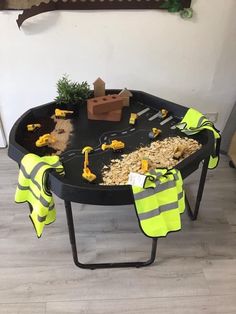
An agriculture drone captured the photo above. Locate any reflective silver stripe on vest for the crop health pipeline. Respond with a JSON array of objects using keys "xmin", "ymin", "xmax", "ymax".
[
  {"xmin": 30, "ymin": 161, "xmax": 61, "ymax": 178},
  {"xmin": 17, "ymin": 183, "xmax": 54, "ymax": 209},
  {"xmin": 199, "ymin": 121, "xmax": 213, "ymax": 128},
  {"xmin": 182, "ymin": 130, "xmax": 200, "ymax": 136},
  {"xmin": 138, "ymin": 201, "xmax": 179, "ymax": 220},
  {"xmin": 30, "ymin": 162, "xmax": 47, "ymax": 178},
  {"xmin": 148, "ymin": 169, "xmax": 156, "ymax": 176},
  {"xmin": 173, "ymin": 173, "xmax": 179, "ymax": 181},
  {"xmin": 20, "ymin": 164, "xmax": 41, "ymax": 191},
  {"xmin": 20, "ymin": 161, "xmax": 61, "ymax": 183},
  {"xmin": 196, "ymin": 116, "xmax": 207, "ymax": 128},
  {"xmin": 178, "ymin": 191, "xmax": 184, "ymax": 200},
  {"xmin": 134, "ymin": 180, "xmax": 176, "ymax": 201},
  {"xmin": 38, "ymin": 215, "xmax": 47, "ymax": 223},
  {"xmin": 149, "ymin": 169, "xmax": 164, "ymax": 178},
  {"xmin": 20, "ymin": 161, "xmax": 61, "ymax": 195},
  {"xmin": 37, "ymin": 203, "xmax": 55, "ymax": 223},
  {"xmin": 49, "ymin": 203, "xmax": 55, "ymax": 210},
  {"xmin": 184, "ymin": 123, "xmax": 213, "ymax": 134}
]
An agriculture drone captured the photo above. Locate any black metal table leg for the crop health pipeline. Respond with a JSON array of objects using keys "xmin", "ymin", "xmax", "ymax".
[
  {"xmin": 64, "ymin": 200, "xmax": 158, "ymax": 269},
  {"xmin": 186, "ymin": 156, "xmax": 210, "ymax": 221}
]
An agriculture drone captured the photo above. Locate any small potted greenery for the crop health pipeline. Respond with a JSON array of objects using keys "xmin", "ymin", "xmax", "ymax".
[{"xmin": 55, "ymin": 74, "xmax": 91, "ymax": 108}]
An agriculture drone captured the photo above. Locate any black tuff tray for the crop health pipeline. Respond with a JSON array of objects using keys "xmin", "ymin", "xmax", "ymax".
[{"xmin": 8, "ymin": 90, "xmax": 214, "ymax": 205}]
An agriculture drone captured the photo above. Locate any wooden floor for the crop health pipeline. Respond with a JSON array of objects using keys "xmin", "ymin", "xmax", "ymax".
[{"xmin": 0, "ymin": 149, "xmax": 236, "ymax": 314}]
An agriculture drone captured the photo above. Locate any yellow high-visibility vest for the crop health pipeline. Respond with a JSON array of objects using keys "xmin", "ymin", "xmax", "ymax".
[
  {"xmin": 15, "ymin": 154, "xmax": 64, "ymax": 237},
  {"xmin": 132, "ymin": 168, "xmax": 185, "ymax": 238},
  {"xmin": 176, "ymin": 108, "xmax": 221, "ymax": 169}
]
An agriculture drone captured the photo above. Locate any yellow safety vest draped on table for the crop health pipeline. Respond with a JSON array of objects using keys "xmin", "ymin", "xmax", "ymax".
[
  {"xmin": 175, "ymin": 108, "xmax": 221, "ymax": 169},
  {"xmin": 15, "ymin": 153, "xmax": 64, "ymax": 237},
  {"xmin": 132, "ymin": 168, "xmax": 185, "ymax": 238}
]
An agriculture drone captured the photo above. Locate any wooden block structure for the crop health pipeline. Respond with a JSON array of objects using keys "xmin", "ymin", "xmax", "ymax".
[
  {"xmin": 93, "ymin": 77, "xmax": 105, "ymax": 97},
  {"xmin": 87, "ymin": 94, "xmax": 124, "ymax": 122},
  {"xmin": 119, "ymin": 88, "xmax": 133, "ymax": 107}
]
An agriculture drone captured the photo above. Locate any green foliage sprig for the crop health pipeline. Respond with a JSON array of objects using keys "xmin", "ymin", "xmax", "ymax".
[
  {"xmin": 56, "ymin": 74, "xmax": 91, "ymax": 105},
  {"xmin": 160, "ymin": 0, "xmax": 183, "ymax": 12},
  {"xmin": 160, "ymin": 0, "xmax": 193, "ymax": 18}
]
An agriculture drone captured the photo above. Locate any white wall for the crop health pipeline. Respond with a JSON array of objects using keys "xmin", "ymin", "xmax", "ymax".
[{"xmin": 0, "ymin": 0, "xmax": 236, "ymax": 143}]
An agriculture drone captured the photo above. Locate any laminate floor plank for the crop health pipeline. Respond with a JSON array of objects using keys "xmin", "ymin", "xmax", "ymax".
[
  {"xmin": 46, "ymin": 295, "xmax": 236, "ymax": 314},
  {"xmin": 0, "ymin": 303, "xmax": 46, "ymax": 314},
  {"xmin": 203, "ymin": 259, "xmax": 236, "ymax": 295},
  {"xmin": 0, "ymin": 262, "xmax": 209, "ymax": 303}
]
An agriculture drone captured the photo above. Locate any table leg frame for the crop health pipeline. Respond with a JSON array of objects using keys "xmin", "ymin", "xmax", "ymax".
[
  {"xmin": 64, "ymin": 156, "xmax": 209, "ymax": 269},
  {"xmin": 185, "ymin": 157, "xmax": 210, "ymax": 221},
  {"xmin": 64, "ymin": 200, "xmax": 158, "ymax": 269}
]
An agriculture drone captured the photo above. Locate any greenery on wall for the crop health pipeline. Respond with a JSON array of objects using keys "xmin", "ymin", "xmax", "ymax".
[
  {"xmin": 160, "ymin": 0, "xmax": 193, "ymax": 18},
  {"xmin": 0, "ymin": 0, "xmax": 193, "ymax": 27}
]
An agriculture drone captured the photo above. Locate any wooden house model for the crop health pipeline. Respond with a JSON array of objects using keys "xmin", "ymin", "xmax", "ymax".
[{"xmin": 93, "ymin": 77, "xmax": 105, "ymax": 97}]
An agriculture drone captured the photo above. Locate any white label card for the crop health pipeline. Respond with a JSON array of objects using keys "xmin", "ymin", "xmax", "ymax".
[{"xmin": 128, "ymin": 172, "xmax": 146, "ymax": 188}]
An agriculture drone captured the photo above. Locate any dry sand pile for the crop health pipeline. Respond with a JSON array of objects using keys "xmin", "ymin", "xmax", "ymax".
[{"xmin": 48, "ymin": 116, "xmax": 73, "ymax": 155}]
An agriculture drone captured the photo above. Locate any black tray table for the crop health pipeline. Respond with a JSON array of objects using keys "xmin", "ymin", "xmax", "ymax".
[{"xmin": 8, "ymin": 90, "xmax": 215, "ymax": 269}]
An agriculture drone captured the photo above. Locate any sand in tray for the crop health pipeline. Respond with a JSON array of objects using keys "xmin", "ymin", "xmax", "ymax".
[
  {"xmin": 101, "ymin": 136, "xmax": 202, "ymax": 185},
  {"xmin": 48, "ymin": 116, "xmax": 73, "ymax": 155}
]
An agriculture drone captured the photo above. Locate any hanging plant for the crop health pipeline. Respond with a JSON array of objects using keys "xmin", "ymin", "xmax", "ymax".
[
  {"xmin": 160, "ymin": 0, "xmax": 183, "ymax": 12},
  {"xmin": 160, "ymin": 0, "xmax": 193, "ymax": 18},
  {"xmin": 179, "ymin": 8, "xmax": 193, "ymax": 19}
]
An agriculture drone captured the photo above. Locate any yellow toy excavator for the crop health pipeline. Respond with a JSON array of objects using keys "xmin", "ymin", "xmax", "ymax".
[
  {"xmin": 101, "ymin": 140, "xmax": 125, "ymax": 151},
  {"xmin": 161, "ymin": 109, "xmax": 168, "ymax": 118},
  {"xmin": 27, "ymin": 123, "xmax": 41, "ymax": 131},
  {"xmin": 148, "ymin": 128, "xmax": 162, "ymax": 139},
  {"xmin": 129, "ymin": 113, "xmax": 138, "ymax": 125},
  {"xmin": 55, "ymin": 108, "xmax": 74, "ymax": 118},
  {"xmin": 82, "ymin": 146, "xmax": 97, "ymax": 182},
  {"xmin": 35, "ymin": 134, "xmax": 56, "ymax": 147},
  {"xmin": 141, "ymin": 158, "xmax": 149, "ymax": 173}
]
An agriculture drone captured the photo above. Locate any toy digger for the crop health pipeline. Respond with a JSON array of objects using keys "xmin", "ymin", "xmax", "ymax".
[
  {"xmin": 141, "ymin": 158, "xmax": 149, "ymax": 173},
  {"xmin": 35, "ymin": 134, "xmax": 56, "ymax": 147},
  {"xmin": 155, "ymin": 109, "xmax": 169, "ymax": 119},
  {"xmin": 161, "ymin": 109, "xmax": 168, "ymax": 118},
  {"xmin": 55, "ymin": 108, "xmax": 74, "ymax": 119},
  {"xmin": 173, "ymin": 145, "xmax": 186, "ymax": 160},
  {"xmin": 148, "ymin": 128, "xmax": 162, "ymax": 140},
  {"xmin": 129, "ymin": 113, "xmax": 138, "ymax": 125},
  {"xmin": 27, "ymin": 123, "xmax": 41, "ymax": 131},
  {"xmin": 101, "ymin": 140, "xmax": 125, "ymax": 152},
  {"xmin": 82, "ymin": 146, "xmax": 96, "ymax": 182}
]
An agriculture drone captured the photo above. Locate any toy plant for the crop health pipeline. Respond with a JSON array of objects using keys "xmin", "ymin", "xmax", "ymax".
[{"xmin": 56, "ymin": 74, "xmax": 91, "ymax": 105}]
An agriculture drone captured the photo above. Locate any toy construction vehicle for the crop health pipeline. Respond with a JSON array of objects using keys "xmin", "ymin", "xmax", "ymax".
[
  {"xmin": 35, "ymin": 134, "xmax": 56, "ymax": 147},
  {"xmin": 27, "ymin": 123, "xmax": 41, "ymax": 131},
  {"xmin": 161, "ymin": 109, "xmax": 168, "ymax": 118},
  {"xmin": 148, "ymin": 128, "xmax": 162, "ymax": 140},
  {"xmin": 129, "ymin": 113, "xmax": 138, "ymax": 125},
  {"xmin": 173, "ymin": 145, "xmax": 186, "ymax": 160},
  {"xmin": 101, "ymin": 140, "xmax": 125, "ymax": 152},
  {"xmin": 82, "ymin": 146, "xmax": 96, "ymax": 182},
  {"xmin": 155, "ymin": 109, "xmax": 169, "ymax": 119},
  {"xmin": 141, "ymin": 158, "xmax": 149, "ymax": 173},
  {"xmin": 55, "ymin": 108, "xmax": 74, "ymax": 118}
]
